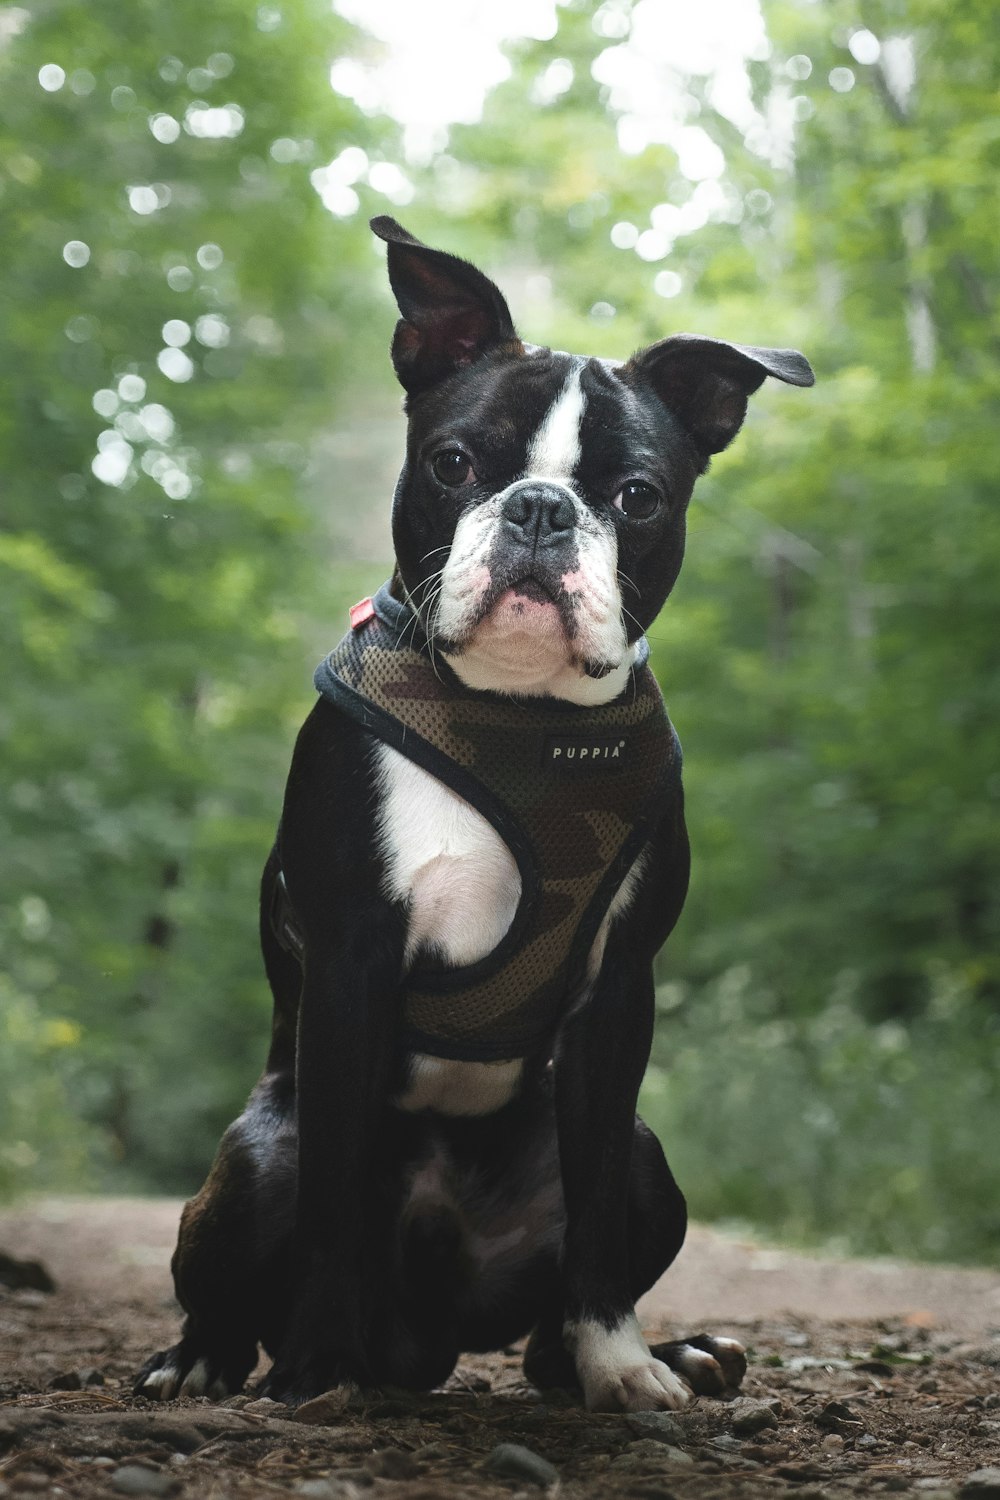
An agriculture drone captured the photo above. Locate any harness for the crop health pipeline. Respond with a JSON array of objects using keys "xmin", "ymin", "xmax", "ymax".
[{"xmin": 274, "ymin": 584, "xmax": 682, "ymax": 1063}]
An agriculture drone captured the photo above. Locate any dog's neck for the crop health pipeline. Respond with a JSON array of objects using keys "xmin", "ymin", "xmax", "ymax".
[{"xmin": 443, "ymin": 634, "xmax": 638, "ymax": 707}]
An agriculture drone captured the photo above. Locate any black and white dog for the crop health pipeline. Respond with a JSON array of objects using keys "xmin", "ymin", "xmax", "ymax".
[{"xmin": 137, "ymin": 218, "xmax": 813, "ymax": 1412}]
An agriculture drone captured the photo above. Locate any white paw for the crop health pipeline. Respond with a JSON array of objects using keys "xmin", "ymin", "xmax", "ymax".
[
  {"xmin": 566, "ymin": 1314, "xmax": 692, "ymax": 1413},
  {"xmin": 595, "ymin": 1355, "xmax": 691, "ymax": 1413},
  {"xmin": 179, "ymin": 1356, "xmax": 228, "ymax": 1400},
  {"xmin": 139, "ymin": 1363, "xmax": 181, "ymax": 1401}
]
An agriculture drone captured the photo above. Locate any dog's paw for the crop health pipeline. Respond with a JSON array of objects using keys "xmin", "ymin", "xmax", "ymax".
[
  {"xmin": 134, "ymin": 1340, "xmax": 252, "ymax": 1402},
  {"xmin": 566, "ymin": 1315, "xmax": 691, "ymax": 1413},
  {"xmin": 649, "ymin": 1332, "xmax": 747, "ymax": 1396}
]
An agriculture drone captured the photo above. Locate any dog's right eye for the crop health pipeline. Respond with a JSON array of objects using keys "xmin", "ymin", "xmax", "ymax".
[{"xmin": 432, "ymin": 449, "xmax": 474, "ymax": 486}]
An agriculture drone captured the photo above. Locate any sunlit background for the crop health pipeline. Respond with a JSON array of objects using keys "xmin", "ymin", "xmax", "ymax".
[{"xmin": 1, "ymin": 0, "xmax": 997, "ymax": 1264}]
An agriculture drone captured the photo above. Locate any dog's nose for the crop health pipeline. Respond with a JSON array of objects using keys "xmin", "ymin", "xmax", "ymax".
[{"xmin": 501, "ymin": 484, "xmax": 576, "ymax": 544}]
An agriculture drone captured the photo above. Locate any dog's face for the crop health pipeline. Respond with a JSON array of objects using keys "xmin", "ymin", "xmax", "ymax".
[{"xmin": 372, "ymin": 217, "xmax": 813, "ymax": 700}]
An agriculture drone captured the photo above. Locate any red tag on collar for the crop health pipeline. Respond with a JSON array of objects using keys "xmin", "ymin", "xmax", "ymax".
[{"xmin": 349, "ymin": 596, "xmax": 375, "ymax": 630}]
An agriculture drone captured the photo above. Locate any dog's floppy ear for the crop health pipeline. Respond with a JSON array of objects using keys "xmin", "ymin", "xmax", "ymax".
[
  {"xmin": 620, "ymin": 334, "xmax": 814, "ymax": 463},
  {"xmin": 371, "ymin": 216, "xmax": 522, "ymax": 396}
]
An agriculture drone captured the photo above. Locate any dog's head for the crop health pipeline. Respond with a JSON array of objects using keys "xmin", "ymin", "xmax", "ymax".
[{"xmin": 373, "ymin": 216, "xmax": 813, "ymax": 704}]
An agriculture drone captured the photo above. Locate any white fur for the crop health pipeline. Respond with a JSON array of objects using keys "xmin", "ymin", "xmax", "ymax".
[
  {"xmin": 375, "ymin": 746, "xmax": 521, "ymax": 967},
  {"xmin": 399, "ymin": 1055, "xmax": 524, "ymax": 1117},
  {"xmin": 565, "ymin": 1313, "xmax": 691, "ymax": 1413},
  {"xmin": 583, "ymin": 851, "xmax": 647, "ymax": 987},
  {"xmin": 431, "ymin": 361, "xmax": 630, "ymax": 700},
  {"xmin": 376, "ymin": 744, "xmax": 525, "ymax": 1115},
  {"xmin": 527, "ymin": 365, "xmax": 586, "ymax": 483},
  {"xmin": 433, "ymin": 496, "xmax": 503, "ymax": 648}
]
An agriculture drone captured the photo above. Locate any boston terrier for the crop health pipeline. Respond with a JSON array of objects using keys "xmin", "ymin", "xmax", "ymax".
[{"xmin": 136, "ymin": 217, "xmax": 813, "ymax": 1412}]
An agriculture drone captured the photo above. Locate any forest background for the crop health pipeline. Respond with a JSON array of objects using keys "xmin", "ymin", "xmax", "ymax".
[{"xmin": 1, "ymin": 0, "xmax": 997, "ymax": 1265}]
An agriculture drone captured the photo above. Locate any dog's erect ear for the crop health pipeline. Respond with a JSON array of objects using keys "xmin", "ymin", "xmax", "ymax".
[
  {"xmin": 371, "ymin": 216, "xmax": 522, "ymax": 395},
  {"xmin": 620, "ymin": 334, "xmax": 814, "ymax": 461}
]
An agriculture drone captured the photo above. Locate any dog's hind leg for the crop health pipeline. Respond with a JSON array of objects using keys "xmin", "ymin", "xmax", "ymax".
[{"xmin": 135, "ymin": 1071, "xmax": 296, "ymax": 1400}]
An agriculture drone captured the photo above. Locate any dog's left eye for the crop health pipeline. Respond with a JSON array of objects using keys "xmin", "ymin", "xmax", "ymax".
[
  {"xmin": 612, "ymin": 481, "xmax": 660, "ymax": 519},
  {"xmin": 432, "ymin": 449, "xmax": 474, "ymax": 486}
]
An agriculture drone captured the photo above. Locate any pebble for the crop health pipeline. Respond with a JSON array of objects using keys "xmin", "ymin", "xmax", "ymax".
[
  {"xmin": 821, "ymin": 1434, "xmax": 844, "ymax": 1452},
  {"xmin": 292, "ymin": 1391, "xmax": 352, "ymax": 1425},
  {"xmin": 856, "ymin": 1433, "xmax": 879, "ymax": 1449},
  {"xmin": 729, "ymin": 1396, "xmax": 780, "ymax": 1435},
  {"xmin": 484, "ymin": 1443, "xmax": 559, "ymax": 1488},
  {"xmin": 294, "ymin": 1482, "xmax": 355, "ymax": 1499},
  {"xmin": 961, "ymin": 1471, "xmax": 1000, "ymax": 1499},
  {"xmin": 110, "ymin": 1466, "xmax": 176, "ymax": 1497},
  {"xmin": 612, "ymin": 1440, "xmax": 694, "ymax": 1469},
  {"xmin": 243, "ymin": 1397, "xmax": 288, "ymax": 1417},
  {"xmin": 709, "ymin": 1435, "xmax": 742, "ymax": 1454},
  {"xmin": 625, "ymin": 1410, "xmax": 686, "ymax": 1444},
  {"xmin": 369, "ymin": 1448, "xmax": 418, "ymax": 1480}
]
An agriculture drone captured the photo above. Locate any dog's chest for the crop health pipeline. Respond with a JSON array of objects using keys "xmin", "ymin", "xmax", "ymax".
[
  {"xmin": 375, "ymin": 743, "xmax": 525, "ymax": 1115},
  {"xmin": 375, "ymin": 743, "xmax": 522, "ymax": 968}
]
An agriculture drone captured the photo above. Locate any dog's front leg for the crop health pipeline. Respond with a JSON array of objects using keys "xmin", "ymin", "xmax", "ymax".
[
  {"xmin": 555, "ymin": 945, "xmax": 690, "ymax": 1413},
  {"xmin": 261, "ymin": 924, "xmax": 404, "ymax": 1403}
]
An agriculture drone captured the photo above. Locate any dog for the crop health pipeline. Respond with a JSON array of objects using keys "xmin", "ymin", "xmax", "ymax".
[{"xmin": 136, "ymin": 217, "xmax": 813, "ymax": 1412}]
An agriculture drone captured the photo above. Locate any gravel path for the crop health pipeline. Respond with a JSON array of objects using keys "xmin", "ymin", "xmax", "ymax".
[{"xmin": 2, "ymin": 1197, "xmax": 999, "ymax": 1499}]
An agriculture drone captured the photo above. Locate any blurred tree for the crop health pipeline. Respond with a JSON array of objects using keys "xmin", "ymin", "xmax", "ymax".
[
  {"xmin": 0, "ymin": 0, "xmax": 397, "ymax": 1189},
  {"xmin": 399, "ymin": 0, "xmax": 1000, "ymax": 1257}
]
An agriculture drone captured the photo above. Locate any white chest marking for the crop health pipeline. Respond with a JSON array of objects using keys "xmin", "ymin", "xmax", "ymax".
[
  {"xmin": 527, "ymin": 365, "xmax": 586, "ymax": 484},
  {"xmin": 375, "ymin": 743, "xmax": 525, "ymax": 1115},
  {"xmin": 375, "ymin": 744, "xmax": 521, "ymax": 967}
]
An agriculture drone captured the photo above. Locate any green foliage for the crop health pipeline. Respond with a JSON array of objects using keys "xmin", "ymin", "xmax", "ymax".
[
  {"xmin": 414, "ymin": 0, "xmax": 1000, "ymax": 1259},
  {"xmin": 2, "ymin": 0, "xmax": 997, "ymax": 1264},
  {"xmin": 642, "ymin": 967, "xmax": 1000, "ymax": 1262},
  {"xmin": 0, "ymin": 0, "xmax": 390, "ymax": 1190}
]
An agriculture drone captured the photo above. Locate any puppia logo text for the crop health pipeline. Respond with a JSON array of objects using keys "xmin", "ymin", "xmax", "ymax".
[{"xmin": 544, "ymin": 735, "xmax": 628, "ymax": 771}]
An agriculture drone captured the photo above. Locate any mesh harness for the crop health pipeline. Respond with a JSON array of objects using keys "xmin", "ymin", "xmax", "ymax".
[{"xmin": 275, "ymin": 583, "xmax": 682, "ymax": 1063}]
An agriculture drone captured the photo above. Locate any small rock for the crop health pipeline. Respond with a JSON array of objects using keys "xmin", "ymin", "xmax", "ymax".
[
  {"xmin": 815, "ymin": 1399, "xmax": 862, "ymax": 1433},
  {"xmin": 951, "ymin": 1343, "xmax": 1000, "ymax": 1369},
  {"xmin": 856, "ymin": 1433, "xmax": 879, "ymax": 1449},
  {"xmin": 625, "ymin": 1411, "xmax": 686, "ymax": 1444},
  {"xmin": 222, "ymin": 1394, "xmax": 250, "ymax": 1408},
  {"xmin": 709, "ymin": 1435, "xmax": 742, "ymax": 1454},
  {"xmin": 369, "ymin": 1448, "xmax": 418, "ymax": 1480},
  {"xmin": 919, "ymin": 1377, "xmax": 940, "ymax": 1393},
  {"xmin": 484, "ymin": 1443, "xmax": 559, "ymax": 1488},
  {"xmin": 617, "ymin": 1440, "xmax": 694, "ymax": 1467},
  {"xmin": 984, "ymin": 1394, "xmax": 1000, "ymax": 1411},
  {"xmin": 243, "ymin": 1397, "xmax": 287, "ymax": 1416},
  {"xmin": 0, "ymin": 1251, "xmax": 55, "ymax": 1293},
  {"xmin": 292, "ymin": 1390, "xmax": 352, "ymax": 1425},
  {"xmin": 111, "ymin": 1466, "xmax": 177, "ymax": 1497},
  {"xmin": 729, "ymin": 1397, "xmax": 780, "ymax": 1436},
  {"xmin": 821, "ymin": 1434, "xmax": 844, "ymax": 1452},
  {"xmin": 961, "ymin": 1471, "xmax": 1000, "ymax": 1499}
]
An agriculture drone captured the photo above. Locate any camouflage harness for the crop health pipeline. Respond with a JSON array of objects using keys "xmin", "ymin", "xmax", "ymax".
[{"xmin": 278, "ymin": 584, "xmax": 682, "ymax": 1064}]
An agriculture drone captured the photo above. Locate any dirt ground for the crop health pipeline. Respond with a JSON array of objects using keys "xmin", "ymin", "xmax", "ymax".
[{"xmin": 1, "ymin": 1198, "xmax": 999, "ymax": 1500}]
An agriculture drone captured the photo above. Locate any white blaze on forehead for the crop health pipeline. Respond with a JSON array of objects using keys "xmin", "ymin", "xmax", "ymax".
[{"xmin": 527, "ymin": 365, "xmax": 586, "ymax": 483}]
